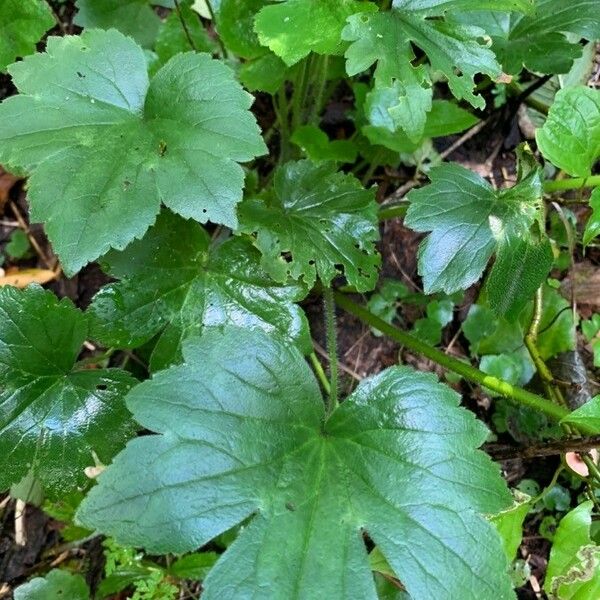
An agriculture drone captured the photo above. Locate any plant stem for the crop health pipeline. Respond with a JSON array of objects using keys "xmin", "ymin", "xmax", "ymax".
[
  {"xmin": 291, "ymin": 57, "xmax": 310, "ymax": 131},
  {"xmin": 173, "ymin": 0, "xmax": 197, "ymax": 51},
  {"xmin": 543, "ymin": 175, "xmax": 600, "ymax": 193},
  {"xmin": 204, "ymin": 0, "xmax": 228, "ymax": 58},
  {"xmin": 323, "ymin": 287, "xmax": 339, "ymax": 413},
  {"xmin": 334, "ymin": 292, "xmax": 594, "ymax": 429},
  {"xmin": 309, "ymin": 55, "xmax": 330, "ymax": 125},
  {"xmin": 524, "ymin": 287, "xmax": 568, "ymax": 408},
  {"xmin": 310, "ymin": 352, "xmax": 331, "ymax": 396}
]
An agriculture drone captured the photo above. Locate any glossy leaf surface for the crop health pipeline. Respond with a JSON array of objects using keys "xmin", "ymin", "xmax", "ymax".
[
  {"xmin": 239, "ymin": 160, "xmax": 380, "ymax": 291},
  {"xmin": 0, "ymin": 286, "xmax": 137, "ymax": 496},
  {"xmin": 78, "ymin": 327, "xmax": 513, "ymax": 600},
  {"xmin": 0, "ymin": 30, "xmax": 266, "ymax": 275},
  {"xmin": 90, "ymin": 211, "xmax": 311, "ymax": 371}
]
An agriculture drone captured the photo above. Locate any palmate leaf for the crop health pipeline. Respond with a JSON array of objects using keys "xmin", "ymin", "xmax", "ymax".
[
  {"xmin": 90, "ymin": 211, "xmax": 311, "ymax": 372},
  {"xmin": 254, "ymin": 0, "xmax": 376, "ymax": 66},
  {"xmin": 455, "ymin": 0, "xmax": 600, "ymax": 75},
  {"xmin": 0, "ymin": 286, "xmax": 137, "ymax": 496},
  {"xmin": 0, "ymin": 29, "xmax": 266, "ymax": 275},
  {"xmin": 78, "ymin": 327, "xmax": 513, "ymax": 600},
  {"xmin": 74, "ymin": 0, "xmax": 173, "ymax": 48},
  {"xmin": 239, "ymin": 160, "xmax": 380, "ymax": 292},
  {"xmin": 343, "ymin": 1, "xmax": 503, "ymax": 142},
  {"xmin": 405, "ymin": 163, "xmax": 542, "ymax": 294},
  {"xmin": 0, "ymin": 0, "xmax": 54, "ymax": 72},
  {"xmin": 536, "ymin": 86, "xmax": 600, "ymax": 178}
]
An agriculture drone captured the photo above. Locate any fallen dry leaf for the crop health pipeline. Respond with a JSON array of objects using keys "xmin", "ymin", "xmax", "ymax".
[
  {"xmin": 561, "ymin": 262, "xmax": 600, "ymax": 308},
  {"xmin": 0, "ymin": 267, "xmax": 58, "ymax": 288},
  {"xmin": 0, "ymin": 167, "xmax": 20, "ymax": 211}
]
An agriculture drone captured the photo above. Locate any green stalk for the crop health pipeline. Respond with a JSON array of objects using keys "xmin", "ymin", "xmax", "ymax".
[
  {"xmin": 543, "ymin": 175, "xmax": 600, "ymax": 193},
  {"xmin": 323, "ymin": 288, "xmax": 339, "ymax": 414},
  {"xmin": 310, "ymin": 352, "xmax": 331, "ymax": 396},
  {"xmin": 309, "ymin": 55, "xmax": 330, "ymax": 125},
  {"xmin": 333, "ymin": 292, "xmax": 596, "ymax": 430}
]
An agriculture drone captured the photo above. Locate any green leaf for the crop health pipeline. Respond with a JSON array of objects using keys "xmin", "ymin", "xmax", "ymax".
[
  {"xmin": 545, "ymin": 502, "xmax": 600, "ymax": 599},
  {"xmin": 6, "ymin": 229, "xmax": 31, "ymax": 259},
  {"xmin": 561, "ymin": 396, "xmax": 600, "ymax": 434},
  {"xmin": 14, "ymin": 569, "xmax": 89, "ymax": 600},
  {"xmin": 239, "ymin": 160, "xmax": 380, "ymax": 291},
  {"xmin": 291, "ymin": 125, "xmax": 357, "ymax": 163},
  {"xmin": 0, "ymin": 286, "xmax": 137, "ymax": 496},
  {"xmin": 484, "ymin": 234, "xmax": 554, "ymax": 321},
  {"xmin": 77, "ymin": 327, "xmax": 513, "ymax": 600},
  {"xmin": 239, "ymin": 51, "xmax": 289, "ymax": 94},
  {"xmin": 405, "ymin": 163, "xmax": 541, "ymax": 294},
  {"xmin": 453, "ymin": 0, "xmax": 600, "ymax": 75},
  {"xmin": 90, "ymin": 211, "xmax": 311, "ymax": 371},
  {"xmin": 363, "ymin": 99, "xmax": 479, "ymax": 153},
  {"xmin": 0, "ymin": 0, "xmax": 54, "ymax": 72},
  {"xmin": 74, "ymin": 0, "xmax": 170, "ymax": 48},
  {"xmin": 154, "ymin": 1, "xmax": 215, "ymax": 68},
  {"xmin": 489, "ymin": 490, "xmax": 530, "ymax": 562},
  {"xmin": 254, "ymin": 0, "xmax": 377, "ymax": 66},
  {"xmin": 536, "ymin": 86, "xmax": 600, "ymax": 177},
  {"xmin": 219, "ymin": 0, "xmax": 267, "ymax": 59},
  {"xmin": 168, "ymin": 552, "xmax": 219, "ymax": 579},
  {"xmin": 584, "ymin": 188, "xmax": 600, "ymax": 248},
  {"xmin": 465, "ymin": 285, "xmax": 575, "ymax": 361},
  {"xmin": 0, "ymin": 30, "xmax": 266, "ymax": 275},
  {"xmin": 343, "ymin": 3, "xmax": 501, "ymax": 116}
]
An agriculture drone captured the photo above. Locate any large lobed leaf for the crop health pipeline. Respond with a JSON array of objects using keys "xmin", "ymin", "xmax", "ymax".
[
  {"xmin": 342, "ymin": 1, "xmax": 505, "ymax": 140},
  {"xmin": 90, "ymin": 210, "xmax": 311, "ymax": 371},
  {"xmin": 405, "ymin": 163, "xmax": 542, "ymax": 294},
  {"xmin": 0, "ymin": 286, "xmax": 137, "ymax": 496},
  {"xmin": 239, "ymin": 160, "xmax": 380, "ymax": 292},
  {"xmin": 78, "ymin": 327, "xmax": 513, "ymax": 599},
  {"xmin": 0, "ymin": 29, "xmax": 266, "ymax": 275},
  {"xmin": 0, "ymin": 0, "xmax": 54, "ymax": 72}
]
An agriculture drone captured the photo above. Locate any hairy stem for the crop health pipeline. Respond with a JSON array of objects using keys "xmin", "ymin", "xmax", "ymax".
[
  {"xmin": 310, "ymin": 352, "xmax": 331, "ymax": 396},
  {"xmin": 334, "ymin": 293, "xmax": 594, "ymax": 429},
  {"xmin": 323, "ymin": 288, "xmax": 339, "ymax": 413}
]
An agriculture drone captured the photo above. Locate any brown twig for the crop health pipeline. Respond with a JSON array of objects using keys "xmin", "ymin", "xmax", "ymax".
[
  {"xmin": 485, "ymin": 436, "xmax": 600, "ymax": 461},
  {"xmin": 9, "ymin": 201, "xmax": 54, "ymax": 270}
]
